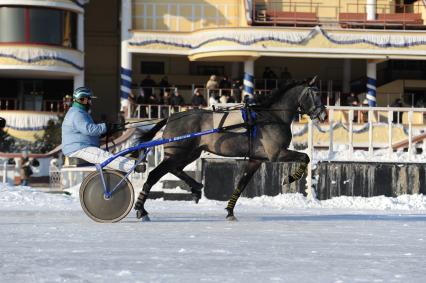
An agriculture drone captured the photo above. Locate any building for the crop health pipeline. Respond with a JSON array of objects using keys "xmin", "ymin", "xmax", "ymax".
[
  {"xmin": 0, "ymin": 0, "xmax": 85, "ymax": 111},
  {"xmin": 120, "ymin": 0, "xmax": 426, "ymax": 112},
  {"xmin": 2, "ymin": 0, "xmax": 426, "ymax": 140}
]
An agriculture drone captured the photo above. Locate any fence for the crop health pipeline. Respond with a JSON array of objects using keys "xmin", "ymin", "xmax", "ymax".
[
  {"xmin": 0, "ymin": 162, "xmax": 15, "ymax": 185},
  {"xmin": 252, "ymin": 1, "xmax": 425, "ymax": 29}
]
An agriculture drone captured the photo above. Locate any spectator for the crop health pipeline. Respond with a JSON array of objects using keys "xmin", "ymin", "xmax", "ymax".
[
  {"xmin": 140, "ymin": 75, "xmax": 156, "ymax": 99},
  {"xmin": 170, "ymin": 90, "xmax": 185, "ymax": 112},
  {"xmin": 345, "ymin": 92, "xmax": 359, "ymax": 122},
  {"xmin": 262, "ymin": 67, "xmax": 277, "ymax": 89},
  {"xmin": 280, "ymin": 67, "xmax": 292, "ymax": 81},
  {"xmin": 206, "ymin": 75, "xmax": 219, "ymax": 90},
  {"xmin": 160, "ymin": 90, "xmax": 172, "ymax": 118},
  {"xmin": 20, "ymin": 154, "xmax": 32, "ymax": 186},
  {"xmin": 63, "ymin": 95, "xmax": 73, "ymax": 112},
  {"xmin": 219, "ymin": 76, "xmax": 232, "ymax": 95},
  {"xmin": 232, "ymin": 78, "xmax": 243, "ymax": 103},
  {"xmin": 219, "ymin": 94, "xmax": 228, "ymax": 104},
  {"xmin": 161, "ymin": 89, "xmax": 172, "ymax": 105},
  {"xmin": 262, "ymin": 67, "xmax": 277, "ymax": 79},
  {"xmin": 191, "ymin": 88, "xmax": 206, "ymax": 107},
  {"xmin": 209, "ymin": 93, "xmax": 219, "ymax": 106},
  {"xmin": 206, "ymin": 75, "xmax": 219, "ymax": 99},
  {"xmin": 158, "ymin": 76, "xmax": 171, "ymax": 98},
  {"xmin": 346, "ymin": 92, "xmax": 359, "ymax": 107},
  {"xmin": 136, "ymin": 88, "xmax": 147, "ymax": 104},
  {"xmin": 359, "ymin": 98, "xmax": 369, "ymax": 123},
  {"xmin": 391, "ymin": 98, "xmax": 403, "ymax": 123}
]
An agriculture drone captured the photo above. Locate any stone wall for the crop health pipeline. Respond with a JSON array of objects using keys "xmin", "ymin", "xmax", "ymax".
[{"xmin": 202, "ymin": 159, "xmax": 426, "ymax": 200}]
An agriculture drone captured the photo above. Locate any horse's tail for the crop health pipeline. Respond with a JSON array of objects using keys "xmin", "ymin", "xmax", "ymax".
[{"xmin": 138, "ymin": 118, "xmax": 168, "ymax": 142}]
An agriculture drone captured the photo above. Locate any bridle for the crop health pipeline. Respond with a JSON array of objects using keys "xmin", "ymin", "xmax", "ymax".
[{"xmin": 297, "ymin": 86, "xmax": 326, "ymax": 120}]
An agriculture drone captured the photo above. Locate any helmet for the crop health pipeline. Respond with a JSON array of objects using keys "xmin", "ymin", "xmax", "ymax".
[{"xmin": 73, "ymin": 87, "xmax": 96, "ymax": 100}]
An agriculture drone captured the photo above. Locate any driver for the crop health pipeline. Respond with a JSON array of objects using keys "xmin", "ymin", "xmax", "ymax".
[{"xmin": 61, "ymin": 87, "xmax": 145, "ymax": 173}]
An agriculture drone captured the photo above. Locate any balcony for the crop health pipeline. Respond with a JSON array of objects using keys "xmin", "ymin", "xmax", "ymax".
[{"xmin": 252, "ymin": 1, "xmax": 426, "ymax": 30}]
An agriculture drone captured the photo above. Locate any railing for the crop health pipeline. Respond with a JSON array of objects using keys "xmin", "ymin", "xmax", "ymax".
[
  {"xmin": 130, "ymin": 103, "xmax": 201, "ymax": 119},
  {"xmin": 0, "ymin": 98, "xmax": 19, "ymax": 110},
  {"xmin": 0, "ymin": 98, "xmax": 65, "ymax": 112},
  {"xmin": 252, "ymin": 1, "xmax": 425, "ymax": 29},
  {"xmin": 43, "ymin": 100, "xmax": 64, "ymax": 112}
]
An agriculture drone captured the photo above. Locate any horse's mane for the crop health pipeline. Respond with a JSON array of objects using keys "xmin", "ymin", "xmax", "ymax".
[{"xmin": 254, "ymin": 80, "xmax": 303, "ymax": 107}]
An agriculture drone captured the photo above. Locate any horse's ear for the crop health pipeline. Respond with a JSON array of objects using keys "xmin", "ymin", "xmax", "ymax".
[{"xmin": 308, "ymin": 76, "xmax": 318, "ymax": 86}]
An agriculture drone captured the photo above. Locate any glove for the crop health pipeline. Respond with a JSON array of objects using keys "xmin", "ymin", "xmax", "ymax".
[{"xmin": 106, "ymin": 122, "xmax": 123, "ymax": 135}]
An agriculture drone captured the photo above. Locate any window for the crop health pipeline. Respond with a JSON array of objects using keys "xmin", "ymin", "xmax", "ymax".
[
  {"xmin": 140, "ymin": 61, "xmax": 165, "ymax": 74},
  {"xmin": 195, "ymin": 65, "xmax": 225, "ymax": 76},
  {"xmin": 0, "ymin": 6, "xmax": 77, "ymax": 48},
  {"xmin": 0, "ymin": 8, "xmax": 25, "ymax": 42}
]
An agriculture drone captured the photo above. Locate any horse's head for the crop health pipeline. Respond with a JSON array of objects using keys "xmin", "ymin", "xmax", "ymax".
[{"xmin": 298, "ymin": 77, "xmax": 327, "ymax": 122}]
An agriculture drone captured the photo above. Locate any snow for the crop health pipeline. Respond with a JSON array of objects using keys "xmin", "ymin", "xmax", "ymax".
[{"xmin": 1, "ymin": 183, "xmax": 426, "ymax": 282}]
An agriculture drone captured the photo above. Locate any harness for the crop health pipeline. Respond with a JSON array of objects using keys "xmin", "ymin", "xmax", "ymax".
[{"xmin": 212, "ymin": 86, "xmax": 324, "ymax": 159}]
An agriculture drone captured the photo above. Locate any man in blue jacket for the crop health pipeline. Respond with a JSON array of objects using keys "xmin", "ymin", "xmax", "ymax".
[{"xmin": 62, "ymin": 87, "xmax": 144, "ymax": 173}]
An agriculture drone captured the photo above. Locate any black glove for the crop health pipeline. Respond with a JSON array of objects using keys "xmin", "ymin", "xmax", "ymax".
[{"xmin": 106, "ymin": 122, "xmax": 123, "ymax": 135}]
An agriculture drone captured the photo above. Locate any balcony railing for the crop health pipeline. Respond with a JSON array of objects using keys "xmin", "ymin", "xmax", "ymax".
[
  {"xmin": 253, "ymin": 1, "xmax": 426, "ymax": 29},
  {"xmin": 0, "ymin": 98, "xmax": 64, "ymax": 112}
]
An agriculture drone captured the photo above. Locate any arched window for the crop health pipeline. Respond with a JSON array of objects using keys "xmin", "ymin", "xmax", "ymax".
[{"xmin": 0, "ymin": 6, "xmax": 77, "ymax": 48}]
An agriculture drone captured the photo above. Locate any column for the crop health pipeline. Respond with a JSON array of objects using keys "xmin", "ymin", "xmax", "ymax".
[
  {"xmin": 243, "ymin": 60, "xmax": 254, "ymax": 103},
  {"xmin": 74, "ymin": 73, "xmax": 84, "ymax": 90},
  {"xmin": 342, "ymin": 59, "xmax": 351, "ymax": 94},
  {"xmin": 120, "ymin": 0, "xmax": 132, "ymax": 113},
  {"xmin": 366, "ymin": 60, "xmax": 377, "ymax": 107},
  {"xmin": 74, "ymin": 12, "xmax": 85, "ymax": 90},
  {"xmin": 366, "ymin": 0, "xmax": 376, "ymax": 21}
]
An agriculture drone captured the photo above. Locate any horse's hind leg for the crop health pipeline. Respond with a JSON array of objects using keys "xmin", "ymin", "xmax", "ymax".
[
  {"xmin": 226, "ymin": 160, "xmax": 261, "ymax": 221},
  {"xmin": 171, "ymin": 169, "xmax": 203, "ymax": 203},
  {"xmin": 170, "ymin": 151, "xmax": 204, "ymax": 203},
  {"xmin": 134, "ymin": 158, "xmax": 176, "ymax": 219},
  {"xmin": 277, "ymin": 149, "xmax": 310, "ymax": 185}
]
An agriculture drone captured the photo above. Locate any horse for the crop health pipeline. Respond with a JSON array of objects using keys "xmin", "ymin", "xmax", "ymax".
[{"xmin": 133, "ymin": 78, "xmax": 327, "ymax": 221}]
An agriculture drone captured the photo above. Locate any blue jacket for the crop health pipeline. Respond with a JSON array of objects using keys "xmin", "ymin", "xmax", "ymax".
[{"xmin": 61, "ymin": 103, "xmax": 107, "ymax": 156}]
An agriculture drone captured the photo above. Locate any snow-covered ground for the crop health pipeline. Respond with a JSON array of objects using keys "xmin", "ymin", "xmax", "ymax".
[{"xmin": 1, "ymin": 184, "xmax": 426, "ymax": 282}]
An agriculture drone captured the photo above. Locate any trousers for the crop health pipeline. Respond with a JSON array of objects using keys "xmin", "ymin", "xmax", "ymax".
[{"xmin": 68, "ymin": 146, "xmax": 136, "ymax": 172}]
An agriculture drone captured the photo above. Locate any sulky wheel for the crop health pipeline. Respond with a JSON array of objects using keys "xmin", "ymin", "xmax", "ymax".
[{"xmin": 79, "ymin": 170, "xmax": 134, "ymax": 223}]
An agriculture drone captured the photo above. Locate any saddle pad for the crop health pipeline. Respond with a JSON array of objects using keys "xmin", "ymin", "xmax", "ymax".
[{"xmin": 212, "ymin": 110, "xmax": 246, "ymax": 133}]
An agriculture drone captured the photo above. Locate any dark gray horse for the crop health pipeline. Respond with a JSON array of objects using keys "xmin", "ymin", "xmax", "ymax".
[{"xmin": 134, "ymin": 78, "xmax": 327, "ymax": 221}]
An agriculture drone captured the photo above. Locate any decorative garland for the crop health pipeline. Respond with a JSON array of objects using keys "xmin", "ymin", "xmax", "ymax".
[
  {"xmin": 0, "ymin": 112, "xmax": 58, "ymax": 131},
  {"xmin": 0, "ymin": 47, "xmax": 83, "ymax": 70},
  {"xmin": 129, "ymin": 26, "xmax": 426, "ymax": 50}
]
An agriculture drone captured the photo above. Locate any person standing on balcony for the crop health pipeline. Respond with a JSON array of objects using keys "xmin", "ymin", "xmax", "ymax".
[
  {"xmin": 61, "ymin": 87, "xmax": 145, "ymax": 173},
  {"xmin": 280, "ymin": 67, "xmax": 292, "ymax": 81},
  {"xmin": 206, "ymin": 75, "xmax": 219, "ymax": 101},
  {"xmin": 158, "ymin": 76, "xmax": 171, "ymax": 97},
  {"xmin": 262, "ymin": 67, "xmax": 278, "ymax": 90},
  {"xmin": 140, "ymin": 75, "xmax": 157, "ymax": 100},
  {"xmin": 191, "ymin": 88, "xmax": 206, "ymax": 108}
]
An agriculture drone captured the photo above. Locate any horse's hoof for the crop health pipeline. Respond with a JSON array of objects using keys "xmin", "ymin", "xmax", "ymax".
[
  {"xmin": 191, "ymin": 185, "xmax": 203, "ymax": 204},
  {"xmin": 226, "ymin": 215, "xmax": 238, "ymax": 221},
  {"xmin": 141, "ymin": 215, "xmax": 151, "ymax": 222},
  {"xmin": 136, "ymin": 209, "xmax": 148, "ymax": 220},
  {"xmin": 192, "ymin": 193, "xmax": 201, "ymax": 204}
]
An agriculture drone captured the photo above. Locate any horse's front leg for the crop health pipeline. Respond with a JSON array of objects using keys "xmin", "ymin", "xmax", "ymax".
[
  {"xmin": 226, "ymin": 160, "xmax": 262, "ymax": 221},
  {"xmin": 276, "ymin": 149, "xmax": 310, "ymax": 185},
  {"xmin": 134, "ymin": 158, "xmax": 175, "ymax": 221}
]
